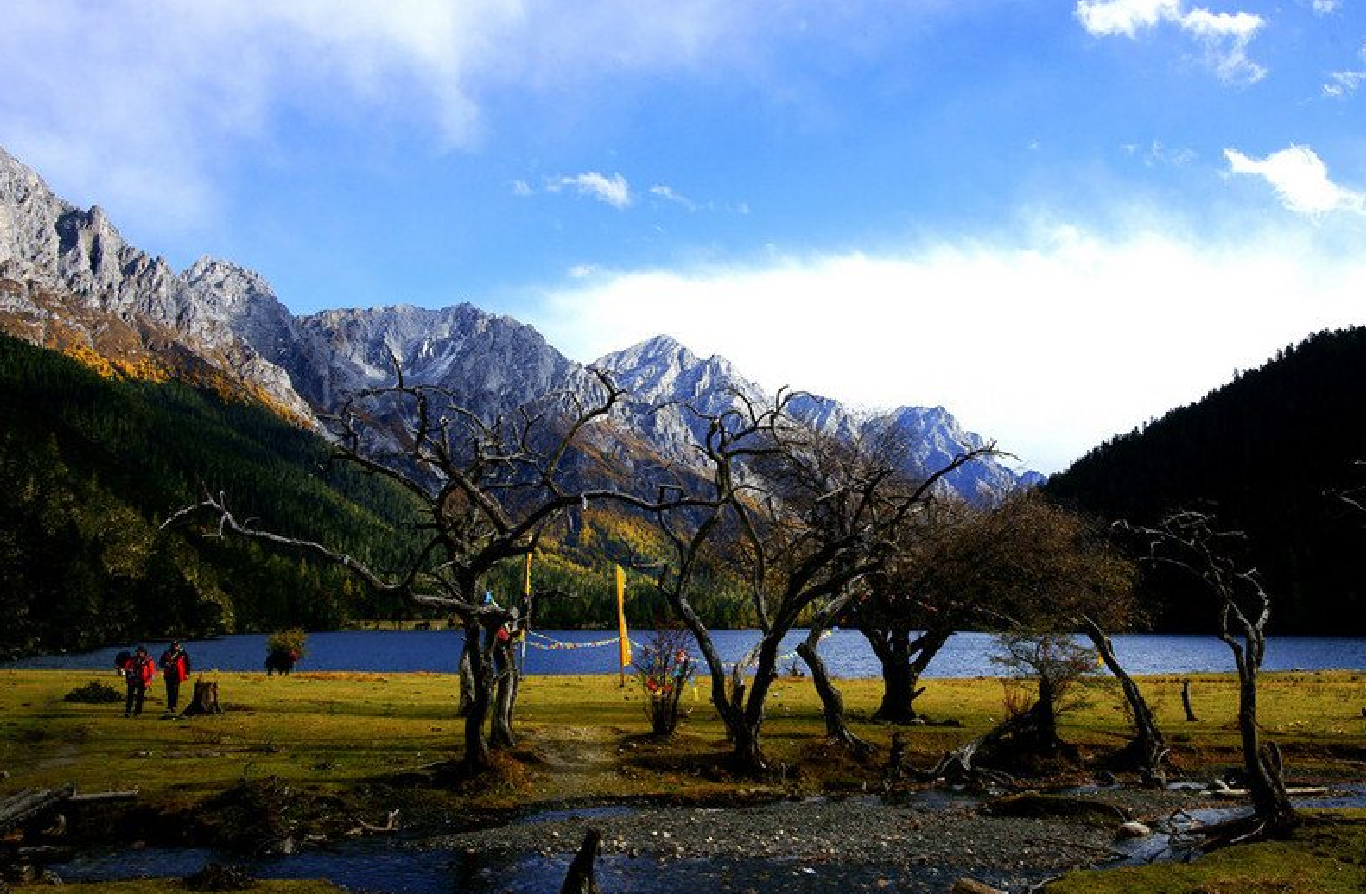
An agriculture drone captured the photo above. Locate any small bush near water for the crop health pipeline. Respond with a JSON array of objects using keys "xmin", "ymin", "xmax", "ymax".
[
  {"xmin": 64, "ymin": 680, "xmax": 122, "ymax": 703},
  {"xmin": 183, "ymin": 862, "xmax": 257, "ymax": 891}
]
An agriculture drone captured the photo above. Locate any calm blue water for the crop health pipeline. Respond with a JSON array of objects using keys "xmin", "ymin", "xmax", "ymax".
[{"xmin": 7, "ymin": 630, "xmax": 1366, "ymax": 676}]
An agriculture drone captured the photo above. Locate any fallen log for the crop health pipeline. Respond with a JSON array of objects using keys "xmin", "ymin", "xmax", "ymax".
[
  {"xmin": 67, "ymin": 789, "xmax": 139, "ymax": 803},
  {"xmin": 1210, "ymin": 786, "xmax": 1328, "ymax": 799},
  {"xmin": 0, "ymin": 786, "xmax": 75, "ymax": 836},
  {"xmin": 346, "ymin": 809, "xmax": 400, "ymax": 837}
]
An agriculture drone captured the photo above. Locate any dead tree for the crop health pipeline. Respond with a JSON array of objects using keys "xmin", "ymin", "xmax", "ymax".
[
  {"xmin": 645, "ymin": 392, "xmax": 993, "ymax": 773},
  {"xmin": 1132, "ymin": 509, "xmax": 1297, "ymax": 835},
  {"xmin": 1081, "ymin": 616, "xmax": 1168, "ymax": 786},
  {"xmin": 165, "ymin": 364, "xmax": 677, "ymax": 773}
]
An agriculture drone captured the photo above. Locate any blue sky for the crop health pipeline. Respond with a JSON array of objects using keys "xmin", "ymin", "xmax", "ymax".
[{"xmin": 3, "ymin": 0, "xmax": 1365, "ymax": 473}]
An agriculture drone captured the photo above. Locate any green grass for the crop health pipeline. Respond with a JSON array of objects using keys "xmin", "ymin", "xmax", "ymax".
[
  {"xmin": 3, "ymin": 669, "xmax": 1364, "ymax": 806},
  {"xmin": 3, "ymin": 669, "xmax": 1364, "ymax": 893},
  {"xmin": 1043, "ymin": 810, "xmax": 1366, "ymax": 893}
]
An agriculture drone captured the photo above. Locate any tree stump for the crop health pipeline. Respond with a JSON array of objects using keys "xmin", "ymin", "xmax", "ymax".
[
  {"xmin": 886, "ymin": 731, "xmax": 908, "ymax": 783},
  {"xmin": 559, "ymin": 829, "xmax": 601, "ymax": 894},
  {"xmin": 181, "ymin": 679, "xmax": 222, "ymax": 716},
  {"xmin": 1182, "ymin": 679, "xmax": 1199, "ymax": 722}
]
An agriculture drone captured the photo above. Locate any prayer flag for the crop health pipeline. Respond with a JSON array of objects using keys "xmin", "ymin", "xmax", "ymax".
[{"xmin": 615, "ymin": 564, "xmax": 631, "ymax": 679}]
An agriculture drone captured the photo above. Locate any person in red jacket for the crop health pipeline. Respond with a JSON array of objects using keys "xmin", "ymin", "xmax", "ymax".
[
  {"xmin": 158, "ymin": 641, "xmax": 191, "ymax": 713},
  {"xmin": 123, "ymin": 645, "xmax": 156, "ymax": 717}
]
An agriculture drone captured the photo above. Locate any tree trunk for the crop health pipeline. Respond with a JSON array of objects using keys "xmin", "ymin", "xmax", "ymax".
[
  {"xmin": 1182, "ymin": 679, "xmax": 1198, "ymax": 721},
  {"xmin": 797, "ymin": 624, "xmax": 867, "ymax": 751},
  {"xmin": 461, "ymin": 620, "xmax": 493, "ymax": 771},
  {"xmin": 489, "ymin": 637, "xmax": 518, "ymax": 749},
  {"xmin": 731, "ymin": 631, "xmax": 785, "ymax": 775},
  {"xmin": 1235, "ymin": 660, "xmax": 1297, "ymax": 834},
  {"xmin": 1083, "ymin": 619, "xmax": 1168, "ymax": 786},
  {"xmin": 863, "ymin": 624, "xmax": 950, "ymax": 723},
  {"xmin": 797, "ymin": 593, "xmax": 867, "ymax": 750},
  {"xmin": 1032, "ymin": 677, "xmax": 1061, "ymax": 755},
  {"xmin": 457, "ymin": 643, "xmax": 474, "ymax": 718},
  {"xmin": 666, "ymin": 589, "xmax": 768, "ymax": 773}
]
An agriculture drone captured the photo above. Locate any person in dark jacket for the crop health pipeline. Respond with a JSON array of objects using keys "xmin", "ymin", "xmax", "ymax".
[
  {"xmin": 158, "ymin": 641, "xmax": 191, "ymax": 713},
  {"xmin": 124, "ymin": 645, "xmax": 156, "ymax": 717}
]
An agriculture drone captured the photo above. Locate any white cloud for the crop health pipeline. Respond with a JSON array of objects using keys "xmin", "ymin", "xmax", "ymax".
[
  {"xmin": 1124, "ymin": 140, "xmax": 1197, "ymax": 167},
  {"xmin": 1225, "ymin": 145, "xmax": 1366, "ymax": 216},
  {"xmin": 1076, "ymin": 0, "xmax": 1266, "ymax": 84},
  {"xmin": 1075, "ymin": 0, "xmax": 1182, "ymax": 37},
  {"xmin": 528, "ymin": 223, "xmax": 1366, "ymax": 474},
  {"xmin": 1180, "ymin": 9, "xmax": 1267, "ymax": 83},
  {"xmin": 1323, "ymin": 71, "xmax": 1366, "ymax": 98},
  {"xmin": 650, "ymin": 185, "xmax": 698, "ymax": 211},
  {"xmin": 0, "ymin": 0, "xmax": 754, "ymax": 234},
  {"xmin": 547, "ymin": 172, "xmax": 633, "ymax": 209},
  {"xmin": 1312, "ymin": 0, "xmax": 1341, "ymax": 13}
]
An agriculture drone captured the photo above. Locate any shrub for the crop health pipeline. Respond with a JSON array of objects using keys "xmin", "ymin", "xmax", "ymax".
[
  {"xmin": 633, "ymin": 625, "xmax": 695, "ymax": 736},
  {"xmin": 64, "ymin": 680, "xmax": 123, "ymax": 703}
]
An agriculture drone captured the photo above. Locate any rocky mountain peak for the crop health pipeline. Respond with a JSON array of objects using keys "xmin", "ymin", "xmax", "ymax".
[
  {"xmin": 0, "ymin": 140, "xmax": 1040, "ymax": 504},
  {"xmin": 597, "ymin": 334, "xmax": 763, "ymax": 411}
]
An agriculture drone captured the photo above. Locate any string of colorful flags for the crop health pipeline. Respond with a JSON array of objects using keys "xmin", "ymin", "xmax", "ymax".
[
  {"xmin": 523, "ymin": 630, "xmax": 821, "ymax": 667},
  {"xmin": 518, "ymin": 560, "xmax": 825, "ymax": 671}
]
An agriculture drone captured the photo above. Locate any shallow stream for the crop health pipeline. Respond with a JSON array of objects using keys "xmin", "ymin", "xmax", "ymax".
[{"xmin": 48, "ymin": 786, "xmax": 1366, "ymax": 893}]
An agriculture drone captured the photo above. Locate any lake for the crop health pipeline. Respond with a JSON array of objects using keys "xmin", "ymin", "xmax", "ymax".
[{"xmin": 6, "ymin": 629, "xmax": 1366, "ymax": 677}]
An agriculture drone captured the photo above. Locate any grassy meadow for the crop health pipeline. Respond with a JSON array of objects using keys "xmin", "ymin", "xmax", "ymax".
[
  {"xmin": 2, "ymin": 667, "xmax": 1364, "ymax": 893},
  {"xmin": 3, "ymin": 668, "xmax": 1363, "ymax": 804}
]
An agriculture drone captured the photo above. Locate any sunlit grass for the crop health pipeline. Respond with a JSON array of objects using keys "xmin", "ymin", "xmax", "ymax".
[
  {"xmin": 1, "ymin": 669, "xmax": 1362, "ymax": 807},
  {"xmin": 1042, "ymin": 810, "xmax": 1366, "ymax": 894}
]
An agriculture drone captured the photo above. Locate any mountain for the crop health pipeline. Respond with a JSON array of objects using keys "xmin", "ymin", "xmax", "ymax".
[
  {"xmin": 597, "ymin": 334, "xmax": 1037, "ymax": 502},
  {"xmin": 0, "ymin": 140, "xmax": 1053, "ymax": 653},
  {"xmin": 1, "ymin": 143, "xmax": 1035, "ymax": 504},
  {"xmin": 289, "ymin": 303, "xmax": 590, "ymax": 415},
  {"xmin": 0, "ymin": 145, "xmax": 315, "ymax": 425},
  {"xmin": 1045, "ymin": 327, "xmax": 1366, "ymax": 634}
]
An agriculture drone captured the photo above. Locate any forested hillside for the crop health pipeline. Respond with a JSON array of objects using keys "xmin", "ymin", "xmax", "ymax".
[
  {"xmin": 1045, "ymin": 327, "xmax": 1366, "ymax": 634},
  {"xmin": 0, "ymin": 333, "xmax": 433, "ymax": 656},
  {"xmin": 0, "ymin": 335, "xmax": 754, "ymax": 658}
]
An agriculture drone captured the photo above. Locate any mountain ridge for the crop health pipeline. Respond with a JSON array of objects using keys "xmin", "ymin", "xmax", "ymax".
[{"xmin": 0, "ymin": 142, "xmax": 1036, "ymax": 503}]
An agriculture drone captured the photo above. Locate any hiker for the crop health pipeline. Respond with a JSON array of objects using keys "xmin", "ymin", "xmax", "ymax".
[
  {"xmin": 158, "ymin": 640, "xmax": 191, "ymax": 713},
  {"xmin": 123, "ymin": 645, "xmax": 156, "ymax": 717}
]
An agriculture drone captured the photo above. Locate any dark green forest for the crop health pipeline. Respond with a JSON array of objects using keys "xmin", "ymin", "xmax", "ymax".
[
  {"xmin": 1045, "ymin": 326, "xmax": 1366, "ymax": 634},
  {"xmin": 0, "ymin": 335, "xmax": 751, "ymax": 658}
]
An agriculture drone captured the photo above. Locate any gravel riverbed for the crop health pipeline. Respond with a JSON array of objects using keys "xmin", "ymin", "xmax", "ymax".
[{"xmin": 433, "ymin": 789, "xmax": 1218, "ymax": 892}]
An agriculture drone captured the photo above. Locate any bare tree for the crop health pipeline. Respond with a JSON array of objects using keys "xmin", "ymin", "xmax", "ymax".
[
  {"xmin": 1130, "ymin": 509, "xmax": 1296, "ymax": 835},
  {"xmin": 166, "ymin": 363, "xmax": 673, "ymax": 772},
  {"xmin": 644, "ymin": 391, "xmax": 993, "ymax": 772}
]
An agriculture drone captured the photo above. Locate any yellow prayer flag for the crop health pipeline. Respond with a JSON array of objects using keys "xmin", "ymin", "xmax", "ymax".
[
  {"xmin": 615, "ymin": 564, "xmax": 631, "ymax": 674},
  {"xmin": 523, "ymin": 551, "xmax": 533, "ymax": 598}
]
